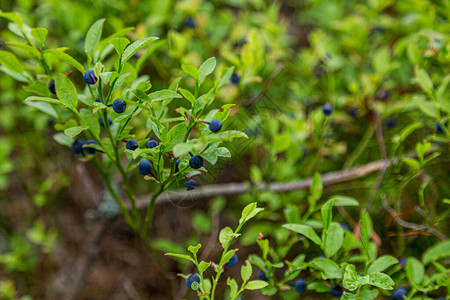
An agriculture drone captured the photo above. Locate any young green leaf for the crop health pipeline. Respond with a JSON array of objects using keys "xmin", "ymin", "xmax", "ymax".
[
  {"xmin": 367, "ymin": 255, "xmax": 399, "ymax": 274},
  {"xmin": 310, "ymin": 258, "xmax": 342, "ymax": 279},
  {"xmin": 241, "ymin": 260, "xmax": 252, "ymax": 282},
  {"xmin": 109, "ymin": 37, "xmax": 130, "ymax": 55},
  {"xmin": 406, "ymin": 257, "xmax": 424, "ymax": 287},
  {"xmin": 55, "ymin": 73, "xmax": 78, "ymax": 109},
  {"xmin": 282, "ymin": 224, "xmax": 322, "ymax": 246},
  {"xmin": 239, "ymin": 202, "xmax": 263, "ymax": 225},
  {"xmin": 198, "ymin": 57, "xmax": 216, "ymax": 86},
  {"xmin": 121, "ymin": 37, "xmax": 159, "ymax": 65},
  {"xmin": 45, "ymin": 49, "xmax": 86, "ymax": 74},
  {"xmin": 245, "ymin": 280, "xmax": 269, "ymax": 290},
  {"xmin": 422, "ymin": 240, "xmax": 450, "ymax": 264},
  {"xmin": 30, "ymin": 27, "xmax": 48, "ymax": 44},
  {"xmin": 84, "ymin": 18, "xmax": 105, "ymax": 58},
  {"xmin": 324, "ymin": 222, "xmax": 344, "ymax": 258},
  {"xmin": 165, "ymin": 253, "xmax": 195, "ymax": 263},
  {"xmin": 148, "ymin": 89, "xmax": 182, "ymax": 102},
  {"xmin": 321, "ymin": 199, "xmax": 334, "ymax": 231},
  {"xmin": 368, "ymin": 272, "xmax": 395, "ymax": 290},
  {"xmin": 0, "ymin": 50, "xmax": 23, "ymax": 73},
  {"xmin": 64, "ymin": 126, "xmax": 88, "ymax": 138}
]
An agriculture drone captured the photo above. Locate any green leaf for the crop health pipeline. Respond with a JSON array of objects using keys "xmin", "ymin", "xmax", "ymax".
[
  {"xmin": 227, "ymin": 278, "xmax": 238, "ymax": 298},
  {"xmin": 165, "ymin": 253, "xmax": 195, "ymax": 263},
  {"xmin": 220, "ymin": 249, "xmax": 237, "ymax": 266},
  {"xmin": 0, "ymin": 50, "xmax": 23, "ymax": 73},
  {"xmin": 0, "ymin": 12, "xmax": 23, "ymax": 29},
  {"xmin": 310, "ymin": 258, "xmax": 342, "ymax": 279},
  {"xmin": 179, "ymin": 88, "xmax": 196, "ymax": 105},
  {"xmin": 406, "ymin": 257, "xmax": 424, "ymax": 287},
  {"xmin": 121, "ymin": 37, "xmax": 159, "ymax": 65},
  {"xmin": 321, "ymin": 199, "xmax": 334, "ymax": 231},
  {"xmin": 110, "ymin": 72, "xmax": 131, "ymax": 94},
  {"xmin": 414, "ymin": 97, "xmax": 438, "ymax": 118},
  {"xmin": 324, "ymin": 222, "xmax": 344, "ymax": 258},
  {"xmin": 328, "ymin": 196, "xmax": 359, "ymax": 207},
  {"xmin": 55, "ymin": 73, "xmax": 78, "ymax": 109},
  {"xmin": 182, "ymin": 64, "xmax": 199, "ymax": 79},
  {"xmin": 53, "ymin": 133, "xmax": 73, "ymax": 147},
  {"xmin": 257, "ymin": 239, "xmax": 269, "ymax": 259},
  {"xmin": 187, "ymin": 243, "xmax": 202, "ymax": 255},
  {"xmin": 360, "ymin": 209, "xmax": 374, "ymax": 262},
  {"xmin": 30, "ymin": 27, "xmax": 48, "ymax": 44},
  {"xmin": 282, "ymin": 224, "xmax": 322, "ymax": 246},
  {"xmin": 24, "ymin": 96, "xmax": 61, "ymax": 105},
  {"xmin": 84, "ymin": 18, "xmax": 105, "ymax": 57},
  {"xmin": 241, "ymin": 260, "xmax": 252, "ymax": 282},
  {"xmin": 64, "ymin": 126, "xmax": 88, "ymax": 138},
  {"xmin": 198, "ymin": 57, "xmax": 216, "ymax": 85},
  {"xmin": 45, "ymin": 49, "xmax": 86, "ymax": 74},
  {"xmin": 414, "ymin": 66, "xmax": 433, "ymax": 97},
  {"xmin": 98, "ymin": 27, "xmax": 134, "ymax": 50},
  {"xmin": 25, "ymin": 101, "xmax": 58, "ymax": 118},
  {"xmin": 343, "ymin": 264, "xmax": 369, "ymax": 291},
  {"xmin": 342, "ymin": 292, "xmax": 357, "ymax": 300},
  {"xmin": 245, "ymin": 280, "xmax": 269, "ymax": 290},
  {"xmin": 166, "ymin": 123, "xmax": 187, "ymax": 145},
  {"xmin": 219, "ymin": 227, "xmax": 234, "ymax": 249},
  {"xmin": 149, "ymin": 89, "xmax": 182, "ymax": 102},
  {"xmin": 368, "ymin": 272, "xmax": 395, "ymax": 290},
  {"xmin": 239, "ymin": 202, "xmax": 263, "ymax": 225},
  {"xmin": 109, "ymin": 37, "xmax": 130, "ymax": 55},
  {"xmin": 368, "ymin": 256, "xmax": 399, "ymax": 274},
  {"xmin": 422, "ymin": 240, "xmax": 450, "ymax": 264},
  {"xmin": 308, "ymin": 172, "xmax": 323, "ymax": 205},
  {"xmin": 6, "ymin": 41, "xmax": 40, "ymax": 57},
  {"xmin": 198, "ymin": 261, "xmax": 210, "ymax": 273},
  {"xmin": 216, "ymin": 66, "xmax": 234, "ymax": 90}
]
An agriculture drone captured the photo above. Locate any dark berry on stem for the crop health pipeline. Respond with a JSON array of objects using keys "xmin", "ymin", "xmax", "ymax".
[
  {"xmin": 209, "ymin": 119, "xmax": 222, "ymax": 132},
  {"xmin": 175, "ymin": 158, "xmax": 181, "ymax": 173},
  {"xmin": 436, "ymin": 121, "xmax": 448, "ymax": 133},
  {"xmin": 83, "ymin": 70, "xmax": 97, "ymax": 84},
  {"xmin": 184, "ymin": 17, "xmax": 195, "ymax": 28},
  {"xmin": 146, "ymin": 139, "xmax": 159, "ymax": 149},
  {"xmin": 189, "ymin": 155, "xmax": 203, "ymax": 169},
  {"xmin": 258, "ymin": 270, "xmax": 267, "ymax": 281},
  {"xmin": 71, "ymin": 139, "xmax": 84, "ymax": 154},
  {"xmin": 186, "ymin": 179, "xmax": 197, "ymax": 191},
  {"xmin": 385, "ymin": 117, "xmax": 396, "ymax": 129},
  {"xmin": 399, "ymin": 257, "xmax": 407, "ymax": 267},
  {"xmin": 126, "ymin": 139, "xmax": 139, "ymax": 151},
  {"xmin": 322, "ymin": 104, "xmax": 333, "ymax": 116},
  {"xmin": 341, "ymin": 223, "xmax": 351, "ymax": 231},
  {"xmin": 185, "ymin": 273, "xmax": 200, "ymax": 289},
  {"xmin": 225, "ymin": 254, "xmax": 238, "ymax": 267},
  {"xmin": 84, "ymin": 139, "xmax": 98, "ymax": 155},
  {"xmin": 230, "ymin": 73, "xmax": 240, "ymax": 84},
  {"xmin": 348, "ymin": 107, "xmax": 359, "ymax": 118},
  {"xmin": 98, "ymin": 117, "xmax": 112, "ymax": 127},
  {"xmin": 138, "ymin": 159, "xmax": 153, "ymax": 176},
  {"xmin": 392, "ymin": 287, "xmax": 408, "ymax": 300},
  {"xmin": 112, "ymin": 99, "xmax": 126, "ymax": 113},
  {"xmin": 48, "ymin": 79, "xmax": 56, "ymax": 94},
  {"xmin": 376, "ymin": 89, "xmax": 391, "ymax": 100},
  {"xmin": 294, "ymin": 279, "xmax": 306, "ymax": 293},
  {"xmin": 330, "ymin": 285, "xmax": 344, "ymax": 298}
]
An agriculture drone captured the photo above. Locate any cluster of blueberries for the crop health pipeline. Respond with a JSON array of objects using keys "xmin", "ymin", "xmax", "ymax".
[{"xmin": 65, "ymin": 70, "xmax": 226, "ymax": 191}]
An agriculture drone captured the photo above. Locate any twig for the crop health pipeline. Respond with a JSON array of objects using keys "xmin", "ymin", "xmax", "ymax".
[
  {"xmin": 135, "ymin": 158, "xmax": 397, "ymax": 208},
  {"xmin": 382, "ymin": 196, "xmax": 447, "ymax": 240},
  {"xmin": 68, "ymin": 218, "xmax": 113, "ymax": 300},
  {"xmin": 366, "ymin": 109, "xmax": 388, "ymax": 211}
]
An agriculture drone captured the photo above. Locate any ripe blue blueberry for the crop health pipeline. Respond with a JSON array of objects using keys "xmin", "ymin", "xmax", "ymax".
[
  {"xmin": 330, "ymin": 285, "xmax": 344, "ymax": 298},
  {"xmin": 146, "ymin": 139, "xmax": 159, "ymax": 149},
  {"xmin": 436, "ymin": 297, "xmax": 445, "ymax": 300},
  {"xmin": 436, "ymin": 121, "xmax": 448, "ymax": 133},
  {"xmin": 184, "ymin": 17, "xmax": 195, "ymax": 28},
  {"xmin": 385, "ymin": 117, "xmax": 396, "ymax": 129},
  {"xmin": 209, "ymin": 119, "xmax": 222, "ymax": 132},
  {"xmin": 322, "ymin": 104, "xmax": 333, "ymax": 116},
  {"xmin": 294, "ymin": 279, "xmax": 306, "ymax": 293},
  {"xmin": 138, "ymin": 159, "xmax": 153, "ymax": 176},
  {"xmin": 341, "ymin": 223, "xmax": 351, "ymax": 231},
  {"xmin": 258, "ymin": 270, "xmax": 267, "ymax": 281},
  {"xmin": 225, "ymin": 253, "xmax": 238, "ymax": 267},
  {"xmin": 84, "ymin": 139, "xmax": 98, "ymax": 155},
  {"xmin": 98, "ymin": 117, "xmax": 112, "ymax": 127},
  {"xmin": 348, "ymin": 107, "xmax": 359, "ymax": 118},
  {"xmin": 185, "ymin": 273, "xmax": 200, "ymax": 289},
  {"xmin": 230, "ymin": 73, "xmax": 240, "ymax": 84},
  {"xmin": 126, "ymin": 139, "xmax": 139, "ymax": 151},
  {"xmin": 392, "ymin": 287, "xmax": 408, "ymax": 300},
  {"xmin": 376, "ymin": 89, "xmax": 391, "ymax": 100},
  {"xmin": 175, "ymin": 159, "xmax": 181, "ymax": 173},
  {"xmin": 186, "ymin": 179, "xmax": 197, "ymax": 191},
  {"xmin": 399, "ymin": 257, "xmax": 407, "ymax": 268},
  {"xmin": 48, "ymin": 79, "xmax": 56, "ymax": 94},
  {"xmin": 112, "ymin": 99, "xmax": 126, "ymax": 113},
  {"xmin": 83, "ymin": 70, "xmax": 97, "ymax": 84},
  {"xmin": 189, "ymin": 155, "xmax": 203, "ymax": 169},
  {"xmin": 71, "ymin": 139, "xmax": 84, "ymax": 154}
]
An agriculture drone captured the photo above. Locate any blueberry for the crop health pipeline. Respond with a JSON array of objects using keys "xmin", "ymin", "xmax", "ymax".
[
  {"xmin": 138, "ymin": 159, "xmax": 153, "ymax": 176},
  {"xmin": 175, "ymin": 159, "xmax": 181, "ymax": 173},
  {"xmin": 322, "ymin": 104, "xmax": 333, "ymax": 116},
  {"xmin": 71, "ymin": 139, "xmax": 84, "ymax": 154},
  {"xmin": 330, "ymin": 285, "xmax": 344, "ymax": 298},
  {"xmin": 83, "ymin": 70, "xmax": 97, "ymax": 84},
  {"xmin": 436, "ymin": 297, "xmax": 445, "ymax": 300},
  {"xmin": 294, "ymin": 279, "xmax": 306, "ymax": 293},
  {"xmin": 385, "ymin": 117, "xmax": 396, "ymax": 129},
  {"xmin": 230, "ymin": 73, "xmax": 240, "ymax": 84},
  {"xmin": 348, "ymin": 107, "xmax": 359, "ymax": 118},
  {"xmin": 436, "ymin": 121, "xmax": 448, "ymax": 133},
  {"xmin": 258, "ymin": 270, "xmax": 267, "ymax": 281},
  {"xmin": 392, "ymin": 287, "xmax": 408, "ymax": 300},
  {"xmin": 98, "ymin": 117, "xmax": 112, "ymax": 127},
  {"xmin": 209, "ymin": 119, "xmax": 222, "ymax": 132},
  {"xmin": 84, "ymin": 139, "xmax": 98, "ymax": 155},
  {"xmin": 146, "ymin": 139, "xmax": 159, "ymax": 149},
  {"xmin": 95, "ymin": 98, "xmax": 101, "ymax": 103},
  {"xmin": 184, "ymin": 17, "xmax": 195, "ymax": 28},
  {"xmin": 189, "ymin": 155, "xmax": 203, "ymax": 169},
  {"xmin": 112, "ymin": 99, "xmax": 126, "ymax": 113},
  {"xmin": 225, "ymin": 254, "xmax": 238, "ymax": 267},
  {"xmin": 48, "ymin": 79, "xmax": 56, "ymax": 94},
  {"xmin": 186, "ymin": 179, "xmax": 197, "ymax": 191},
  {"xmin": 185, "ymin": 273, "xmax": 201, "ymax": 289},
  {"xmin": 341, "ymin": 223, "xmax": 351, "ymax": 231},
  {"xmin": 399, "ymin": 257, "xmax": 407, "ymax": 268},
  {"xmin": 126, "ymin": 139, "xmax": 139, "ymax": 151},
  {"xmin": 376, "ymin": 89, "xmax": 391, "ymax": 100}
]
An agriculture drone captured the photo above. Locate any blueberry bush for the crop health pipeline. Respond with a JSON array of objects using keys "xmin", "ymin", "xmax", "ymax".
[{"xmin": 0, "ymin": 0, "xmax": 449, "ymax": 299}]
